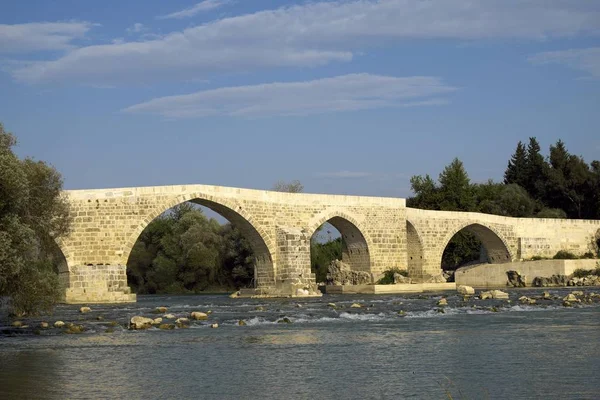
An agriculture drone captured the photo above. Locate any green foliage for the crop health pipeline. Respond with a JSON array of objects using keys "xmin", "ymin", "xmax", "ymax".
[
  {"xmin": 572, "ymin": 267, "xmax": 600, "ymax": 278},
  {"xmin": 0, "ymin": 123, "xmax": 70, "ymax": 315},
  {"xmin": 310, "ymin": 236, "xmax": 342, "ymax": 283},
  {"xmin": 552, "ymin": 250, "xmax": 577, "ymax": 260},
  {"xmin": 377, "ymin": 268, "xmax": 408, "ymax": 284},
  {"xmin": 127, "ymin": 203, "xmax": 255, "ymax": 294},
  {"xmin": 441, "ymin": 231, "xmax": 482, "ymax": 270}
]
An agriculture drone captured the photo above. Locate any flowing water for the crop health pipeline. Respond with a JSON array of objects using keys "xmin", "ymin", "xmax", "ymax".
[{"xmin": 1, "ymin": 287, "xmax": 599, "ymax": 399}]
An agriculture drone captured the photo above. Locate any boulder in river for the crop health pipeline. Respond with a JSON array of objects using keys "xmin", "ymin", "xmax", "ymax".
[
  {"xmin": 426, "ymin": 274, "xmax": 448, "ymax": 284},
  {"xmin": 129, "ymin": 316, "xmax": 153, "ymax": 330},
  {"xmin": 54, "ymin": 321, "xmax": 65, "ymax": 328},
  {"xmin": 190, "ymin": 312, "xmax": 208, "ymax": 320},
  {"xmin": 40, "ymin": 322, "xmax": 49, "ymax": 329},
  {"xmin": 437, "ymin": 298, "xmax": 448, "ymax": 306},
  {"xmin": 327, "ymin": 259, "xmax": 372, "ymax": 285},
  {"xmin": 210, "ymin": 323, "xmax": 219, "ymax": 328},
  {"xmin": 457, "ymin": 285, "xmax": 475, "ymax": 295},
  {"xmin": 164, "ymin": 313, "xmax": 176, "ymax": 319},
  {"xmin": 155, "ymin": 306, "xmax": 168, "ymax": 313},
  {"xmin": 152, "ymin": 318, "xmax": 163, "ymax": 325},
  {"xmin": 563, "ymin": 293, "xmax": 579, "ymax": 303},
  {"xmin": 393, "ymin": 273, "xmax": 412, "ymax": 284},
  {"xmin": 506, "ymin": 271, "xmax": 526, "ymax": 287},
  {"xmin": 79, "ymin": 307, "xmax": 92, "ymax": 313},
  {"xmin": 351, "ymin": 303, "xmax": 362, "ymax": 308}
]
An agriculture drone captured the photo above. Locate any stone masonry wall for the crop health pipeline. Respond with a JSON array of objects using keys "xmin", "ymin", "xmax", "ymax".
[{"xmin": 54, "ymin": 185, "xmax": 599, "ymax": 303}]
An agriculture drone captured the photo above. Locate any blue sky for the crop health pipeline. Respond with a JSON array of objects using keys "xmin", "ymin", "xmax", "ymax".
[{"xmin": 1, "ymin": 0, "xmax": 599, "ymax": 198}]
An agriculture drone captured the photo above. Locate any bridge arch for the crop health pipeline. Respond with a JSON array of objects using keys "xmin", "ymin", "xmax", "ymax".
[
  {"xmin": 438, "ymin": 222, "xmax": 514, "ymax": 269},
  {"xmin": 123, "ymin": 192, "xmax": 276, "ymax": 287},
  {"xmin": 307, "ymin": 209, "xmax": 373, "ymax": 273},
  {"xmin": 406, "ymin": 220, "xmax": 424, "ymax": 277}
]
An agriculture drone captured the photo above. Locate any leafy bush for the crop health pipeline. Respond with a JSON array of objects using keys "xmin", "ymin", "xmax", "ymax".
[
  {"xmin": 377, "ymin": 268, "xmax": 407, "ymax": 284},
  {"xmin": 572, "ymin": 266, "xmax": 600, "ymax": 278},
  {"xmin": 553, "ymin": 250, "xmax": 577, "ymax": 260},
  {"xmin": 580, "ymin": 252, "xmax": 595, "ymax": 259}
]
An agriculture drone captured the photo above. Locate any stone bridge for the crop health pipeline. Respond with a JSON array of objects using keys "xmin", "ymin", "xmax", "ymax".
[{"xmin": 55, "ymin": 184, "xmax": 600, "ymax": 303}]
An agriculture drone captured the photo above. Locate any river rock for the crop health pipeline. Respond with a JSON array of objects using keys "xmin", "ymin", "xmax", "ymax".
[
  {"xmin": 327, "ymin": 303, "xmax": 337, "ymax": 308},
  {"xmin": 480, "ymin": 291, "xmax": 493, "ymax": 300},
  {"xmin": 54, "ymin": 321, "xmax": 65, "ymax": 328},
  {"xmin": 490, "ymin": 290, "xmax": 509, "ymax": 299},
  {"xmin": 532, "ymin": 274, "xmax": 568, "ymax": 287},
  {"xmin": 129, "ymin": 316, "xmax": 153, "ymax": 330},
  {"xmin": 11, "ymin": 321, "xmax": 23, "ymax": 328},
  {"xmin": 238, "ymin": 320, "xmax": 247, "ymax": 326},
  {"xmin": 40, "ymin": 322, "xmax": 49, "ymax": 329},
  {"xmin": 152, "ymin": 318, "xmax": 163, "ymax": 325},
  {"xmin": 393, "ymin": 273, "xmax": 412, "ymax": 284},
  {"xmin": 190, "ymin": 312, "xmax": 208, "ymax": 320},
  {"xmin": 175, "ymin": 317, "xmax": 189, "ymax": 324},
  {"xmin": 326, "ymin": 259, "xmax": 372, "ymax": 285},
  {"xmin": 542, "ymin": 291, "xmax": 551, "ymax": 299},
  {"xmin": 519, "ymin": 296, "xmax": 536, "ymax": 305},
  {"xmin": 296, "ymin": 288, "xmax": 310, "ymax": 296},
  {"xmin": 506, "ymin": 270, "xmax": 526, "ymax": 287},
  {"xmin": 427, "ymin": 274, "xmax": 448, "ymax": 284},
  {"xmin": 79, "ymin": 307, "xmax": 92, "ymax": 313},
  {"xmin": 164, "ymin": 313, "xmax": 176, "ymax": 319},
  {"xmin": 351, "ymin": 303, "xmax": 362, "ymax": 308},
  {"xmin": 457, "ymin": 285, "xmax": 475, "ymax": 295},
  {"xmin": 437, "ymin": 298, "xmax": 448, "ymax": 306},
  {"xmin": 571, "ymin": 291, "xmax": 584, "ymax": 296},
  {"xmin": 210, "ymin": 323, "xmax": 219, "ymax": 328},
  {"xmin": 155, "ymin": 306, "xmax": 168, "ymax": 313},
  {"xmin": 563, "ymin": 293, "xmax": 579, "ymax": 303},
  {"xmin": 158, "ymin": 324, "xmax": 175, "ymax": 330}
]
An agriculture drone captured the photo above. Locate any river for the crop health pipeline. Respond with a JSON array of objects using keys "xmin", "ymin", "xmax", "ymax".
[{"xmin": 1, "ymin": 287, "xmax": 599, "ymax": 399}]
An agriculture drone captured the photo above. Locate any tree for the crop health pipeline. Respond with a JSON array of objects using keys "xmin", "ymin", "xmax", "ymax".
[
  {"xmin": 272, "ymin": 179, "xmax": 304, "ymax": 193},
  {"xmin": 523, "ymin": 137, "xmax": 548, "ymax": 201},
  {"xmin": 504, "ymin": 141, "xmax": 527, "ymax": 187},
  {"xmin": 437, "ymin": 158, "xmax": 475, "ymax": 211},
  {"xmin": 0, "ymin": 123, "xmax": 71, "ymax": 315}
]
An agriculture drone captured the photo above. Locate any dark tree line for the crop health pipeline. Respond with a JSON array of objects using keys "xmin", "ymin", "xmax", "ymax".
[{"xmin": 408, "ymin": 137, "xmax": 600, "ymax": 269}]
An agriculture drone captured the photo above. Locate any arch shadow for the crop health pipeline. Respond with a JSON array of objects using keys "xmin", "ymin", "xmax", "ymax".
[
  {"xmin": 123, "ymin": 193, "xmax": 276, "ymax": 287},
  {"xmin": 438, "ymin": 222, "xmax": 514, "ymax": 268},
  {"xmin": 307, "ymin": 209, "xmax": 372, "ymax": 273}
]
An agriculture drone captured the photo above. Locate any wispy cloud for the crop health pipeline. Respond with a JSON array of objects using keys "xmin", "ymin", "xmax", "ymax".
[
  {"xmin": 157, "ymin": 0, "xmax": 231, "ymax": 20},
  {"xmin": 528, "ymin": 47, "xmax": 600, "ymax": 79},
  {"xmin": 7, "ymin": 1, "xmax": 600, "ymax": 84},
  {"xmin": 126, "ymin": 23, "xmax": 145, "ymax": 34},
  {"xmin": 122, "ymin": 73, "xmax": 456, "ymax": 118},
  {"xmin": 0, "ymin": 21, "xmax": 92, "ymax": 53},
  {"xmin": 317, "ymin": 171, "xmax": 373, "ymax": 179}
]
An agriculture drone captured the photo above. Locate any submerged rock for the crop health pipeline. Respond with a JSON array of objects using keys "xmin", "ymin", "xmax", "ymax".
[
  {"xmin": 11, "ymin": 321, "xmax": 23, "ymax": 328},
  {"xmin": 164, "ymin": 314, "xmax": 176, "ymax": 319},
  {"xmin": 159, "ymin": 324, "xmax": 175, "ymax": 330},
  {"xmin": 238, "ymin": 320, "xmax": 247, "ymax": 326},
  {"xmin": 277, "ymin": 317, "xmax": 292, "ymax": 324},
  {"xmin": 155, "ymin": 306, "xmax": 168, "ymax": 313},
  {"xmin": 152, "ymin": 318, "xmax": 163, "ymax": 325}
]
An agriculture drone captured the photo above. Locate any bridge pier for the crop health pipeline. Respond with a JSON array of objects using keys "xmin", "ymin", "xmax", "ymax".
[{"xmin": 62, "ymin": 264, "xmax": 136, "ymax": 304}]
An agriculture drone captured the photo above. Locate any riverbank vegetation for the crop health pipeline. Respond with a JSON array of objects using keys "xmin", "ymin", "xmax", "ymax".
[
  {"xmin": 409, "ymin": 137, "xmax": 600, "ymax": 270},
  {"xmin": 0, "ymin": 123, "xmax": 71, "ymax": 315}
]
